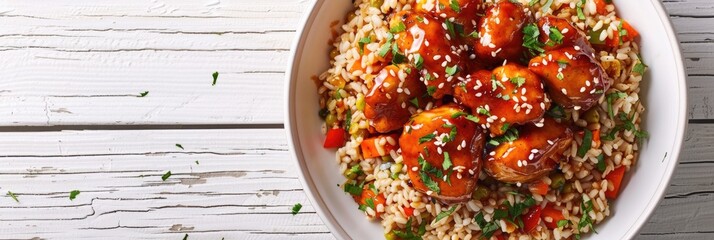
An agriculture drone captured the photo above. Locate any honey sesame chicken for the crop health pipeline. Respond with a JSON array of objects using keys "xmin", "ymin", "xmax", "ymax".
[
  {"xmin": 399, "ymin": 104, "xmax": 486, "ymax": 204},
  {"xmin": 528, "ymin": 46, "xmax": 611, "ymax": 110},
  {"xmin": 390, "ymin": 10, "xmax": 467, "ymax": 99},
  {"xmin": 537, "ymin": 16, "xmax": 584, "ymax": 51},
  {"xmin": 454, "ymin": 63, "xmax": 547, "ymax": 136},
  {"xmin": 415, "ymin": 0, "xmax": 485, "ymax": 34},
  {"xmin": 484, "ymin": 117, "xmax": 574, "ymax": 183},
  {"xmin": 365, "ymin": 64, "xmax": 430, "ymax": 133},
  {"xmin": 474, "ymin": 1, "xmax": 527, "ymax": 63}
]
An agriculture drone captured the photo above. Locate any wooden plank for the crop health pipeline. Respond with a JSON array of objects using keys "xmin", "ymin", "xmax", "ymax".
[
  {"xmin": 0, "ymin": 0, "xmax": 305, "ymax": 126},
  {"xmin": 0, "ymin": 128, "xmax": 330, "ymax": 239}
]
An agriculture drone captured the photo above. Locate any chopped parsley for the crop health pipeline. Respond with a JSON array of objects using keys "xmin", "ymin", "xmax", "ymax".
[
  {"xmin": 358, "ymin": 37, "xmax": 371, "ymax": 54},
  {"xmin": 427, "ymin": 86, "xmax": 437, "ymax": 96},
  {"xmin": 451, "ymin": 111, "xmax": 467, "ymax": 118},
  {"xmin": 7, "ymin": 191, "xmax": 18, "ymax": 203},
  {"xmin": 442, "ymin": 152, "xmax": 452, "ymax": 170},
  {"xmin": 547, "ymin": 105, "xmax": 565, "ymax": 119},
  {"xmin": 291, "ymin": 203, "xmax": 303, "ymax": 215},
  {"xmin": 175, "ymin": 143, "xmax": 184, "ymax": 150},
  {"xmin": 474, "ymin": 212, "xmax": 501, "ymax": 238},
  {"xmin": 523, "ymin": 23, "xmax": 545, "ymax": 55},
  {"xmin": 606, "ymin": 92, "xmax": 627, "ymax": 119},
  {"xmin": 378, "ymin": 41, "xmax": 392, "ymax": 57},
  {"xmin": 345, "ymin": 109, "xmax": 353, "ymax": 132},
  {"xmin": 476, "ymin": 107, "xmax": 491, "ymax": 116},
  {"xmin": 410, "ymin": 98, "xmax": 420, "ymax": 108},
  {"xmin": 162, "ymin": 171, "xmax": 172, "ymax": 181},
  {"xmin": 549, "ymin": 27, "xmax": 565, "ymax": 44},
  {"xmin": 69, "ymin": 190, "xmax": 80, "ymax": 200},
  {"xmin": 347, "ymin": 164, "xmax": 363, "ymax": 176},
  {"xmin": 633, "ymin": 60, "xmax": 648, "ymax": 75},
  {"xmin": 445, "ymin": 65, "xmax": 459, "ymax": 76},
  {"xmin": 419, "ymin": 133, "xmax": 436, "ymax": 144},
  {"xmin": 488, "ymin": 127, "xmax": 519, "ymax": 146},
  {"xmin": 433, "ymin": 205, "xmax": 458, "ymax": 224},
  {"xmin": 212, "ymin": 72, "xmax": 219, "ymax": 86},
  {"xmin": 596, "ymin": 153, "xmax": 606, "ymax": 172},
  {"xmin": 577, "ymin": 0, "xmax": 586, "ymax": 20},
  {"xmin": 390, "ymin": 21, "xmax": 407, "ymax": 33},
  {"xmin": 578, "ymin": 198, "xmax": 598, "ymax": 234},
  {"xmin": 138, "ymin": 91, "xmax": 149, "ymax": 97},
  {"xmin": 557, "ymin": 219, "xmax": 569, "ymax": 228},
  {"xmin": 419, "ymin": 171, "xmax": 440, "ymax": 194},
  {"xmin": 413, "ymin": 53, "xmax": 424, "ymax": 70},
  {"xmin": 449, "ymin": 0, "xmax": 461, "ymax": 13},
  {"xmin": 577, "ymin": 129, "xmax": 593, "ymax": 158},
  {"xmin": 343, "ymin": 181, "xmax": 364, "ymax": 196},
  {"xmin": 510, "ymin": 76, "xmax": 526, "ymax": 88},
  {"xmin": 392, "ymin": 217, "xmax": 427, "ymax": 240},
  {"xmin": 466, "ymin": 115, "xmax": 480, "ymax": 123},
  {"xmin": 417, "ymin": 157, "xmax": 442, "ymax": 193}
]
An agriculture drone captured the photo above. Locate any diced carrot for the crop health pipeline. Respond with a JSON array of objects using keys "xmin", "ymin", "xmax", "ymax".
[
  {"xmin": 605, "ymin": 31, "xmax": 620, "ymax": 48},
  {"xmin": 605, "ymin": 166, "xmax": 627, "ymax": 199},
  {"xmin": 529, "ymin": 180, "xmax": 549, "ymax": 196},
  {"xmin": 594, "ymin": 0, "xmax": 609, "ymax": 15},
  {"xmin": 360, "ymin": 134, "xmax": 399, "ymax": 159},
  {"xmin": 541, "ymin": 204, "xmax": 566, "ymax": 229},
  {"xmin": 521, "ymin": 206, "xmax": 542, "ymax": 233},
  {"xmin": 403, "ymin": 206, "xmax": 415, "ymax": 217},
  {"xmin": 324, "ymin": 128, "xmax": 346, "ymax": 148},
  {"xmin": 358, "ymin": 184, "xmax": 386, "ymax": 218},
  {"xmin": 592, "ymin": 129, "xmax": 601, "ymax": 147},
  {"xmin": 620, "ymin": 20, "xmax": 639, "ymax": 42}
]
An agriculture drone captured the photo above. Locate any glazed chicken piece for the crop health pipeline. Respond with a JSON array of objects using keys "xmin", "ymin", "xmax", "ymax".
[
  {"xmin": 474, "ymin": 0, "xmax": 527, "ymax": 64},
  {"xmin": 484, "ymin": 117, "xmax": 573, "ymax": 183},
  {"xmin": 365, "ymin": 64, "xmax": 429, "ymax": 133},
  {"xmin": 390, "ymin": 11, "xmax": 467, "ymax": 99},
  {"xmin": 537, "ymin": 16, "xmax": 584, "ymax": 51},
  {"xmin": 528, "ymin": 46, "xmax": 611, "ymax": 110},
  {"xmin": 400, "ymin": 104, "xmax": 486, "ymax": 203},
  {"xmin": 454, "ymin": 63, "xmax": 547, "ymax": 136},
  {"xmin": 415, "ymin": 0, "xmax": 485, "ymax": 33}
]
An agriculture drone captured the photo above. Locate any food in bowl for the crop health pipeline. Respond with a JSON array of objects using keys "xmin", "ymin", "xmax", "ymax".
[{"xmin": 314, "ymin": 0, "xmax": 648, "ymax": 239}]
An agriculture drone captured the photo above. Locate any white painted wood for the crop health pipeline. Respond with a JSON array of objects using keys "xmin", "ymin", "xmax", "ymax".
[{"xmin": 0, "ymin": 0, "xmax": 709, "ymax": 239}]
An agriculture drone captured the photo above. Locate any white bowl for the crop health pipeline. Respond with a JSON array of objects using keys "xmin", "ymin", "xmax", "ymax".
[{"xmin": 285, "ymin": 1, "xmax": 688, "ymax": 239}]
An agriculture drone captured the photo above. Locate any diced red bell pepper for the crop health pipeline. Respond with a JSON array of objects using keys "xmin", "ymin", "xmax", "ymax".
[
  {"xmin": 594, "ymin": 0, "xmax": 609, "ymax": 15},
  {"xmin": 605, "ymin": 166, "xmax": 627, "ymax": 199},
  {"xmin": 357, "ymin": 184, "xmax": 386, "ymax": 218},
  {"xmin": 324, "ymin": 128, "xmax": 346, "ymax": 148},
  {"xmin": 360, "ymin": 134, "xmax": 399, "ymax": 158},
  {"xmin": 541, "ymin": 204, "xmax": 566, "ymax": 229},
  {"xmin": 403, "ymin": 206, "xmax": 415, "ymax": 217},
  {"xmin": 522, "ymin": 206, "xmax": 542, "ymax": 233}
]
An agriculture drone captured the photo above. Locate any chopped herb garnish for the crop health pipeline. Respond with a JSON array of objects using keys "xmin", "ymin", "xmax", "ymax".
[
  {"xmin": 419, "ymin": 171, "xmax": 441, "ymax": 194},
  {"xmin": 427, "ymin": 86, "xmax": 437, "ymax": 96},
  {"xmin": 433, "ymin": 205, "xmax": 458, "ymax": 224},
  {"xmin": 578, "ymin": 198, "xmax": 598, "ymax": 234},
  {"xmin": 510, "ymin": 76, "xmax": 526, "ymax": 88},
  {"xmin": 410, "ymin": 98, "xmax": 420, "ymax": 108},
  {"xmin": 557, "ymin": 60, "xmax": 569, "ymax": 68},
  {"xmin": 291, "ymin": 203, "xmax": 303, "ymax": 215},
  {"xmin": 413, "ymin": 53, "xmax": 424, "ymax": 70},
  {"xmin": 365, "ymin": 197, "xmax": 375, "ymax": 210},
  {"xmin": 344, "ymin": 181, "xmax": 364, "ymax": 196},
  {"xmin": 529, "ymin": 0, "xmax": 539, "ymax": 6},
  {"xmin": 523, "ymin": 23, "xmax": 545, "ymax": 55},
  {"xmin": 596, "ymin": 153, "xmax": 606, "ymax": 172},
  {"xmin": 390, "ymin": 21, "xmax": 407, "ymax": 33},
  {"xmin": 445, "ymin": 65, "xmax": 459, "ymax": 76},
  {"xmin": 442, "ymin": 152, "xmax": 452, "ymax": 170},
  {"xmin": 557, "ymin": 219, "xmax": 569, "ymax": 228},
  {"xmin": 606, "ymin": 92, "xmax": 627, "ymax": 119},
  {"xmin": 212, "ymin": 71, "xmax": 219, "ymax": 86},
  {"xmin": 69, "ymin": 190, "xmax": 80, "ymax": 200},
  {"xmin": 358, "ymin": 37, "xmax": 371, "ymax": 54},
  {"xmin": 348, "ymin": 164, "xmax": 363, "ymax": 176},
  {"xmin": 392, "ymin": 218, "xmax": 427, "ymax": 240},
  {"xmin": 577, "ymin": 6, "xmax": 586, "ymax": 20},
  {"xmin": 466, "ymin": 115, "xmax": 480, "ymax": 123},
  {"xmin": 369, "ymin": 183, "xmax": 378, "ymax": 195},
  {"xmin": 162, "ymin": 171, "xmax": 172, "ymax": 181},
  {"xmin": 547, "ymin": 105, "xmax": 565, "ymax": 119},
  {"xmin": 419, "ymin": 133, "xmax": 436, "ymax": 144},
  {"xmin": 416, "ymin": 16, "xmax": 425, "ymax": 23},
  {"xmin": 633, "ymin": 60, "xmax": 648, "ymax": 75},
  {"xmin": 392, "ymin": 52, "xmax": 407, "ymax": 64},
  {"xmin": 577, "ymin": 129, "xmax": 593, "ymax": 158},
  {"xmin": 449, "ymin": 0, "xmax": 461, "ymax": 13},
  {"xmin": 549, "ymin": 27, "xmax": 565, "ymax": 44},
  {"xmin": 451, "ymin": 111, "xmax": 467, "ymax": 118},
  {"xmin": 175, "ymin": 143, "xmax": 184, "ymax": 150},
  {"xmin": 476, "ymin": 107, "xmax": 491, "ymax": 116},
  {"xmin": 7, "ymin": 191, "xmax": 18, "ymax": 203},
  {"xmin": 474, "ymin": 212, "xmax": 501, "ymax": 238},
  {"xmin": 378, "ymin": 41, "xmax": 392, "ymax": 57}
]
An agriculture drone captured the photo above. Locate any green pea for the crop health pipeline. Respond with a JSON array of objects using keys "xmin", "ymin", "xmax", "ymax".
[
  {"xmin": 371, "ymin": 0, "xmax": 384, "ymax": 8},
  {"xmin": 584, "ymin": 108, "xmax": 600, "ymax": 124},
  {"xmin": 325, "ymin": 113, "xmax": 337, "ymax": 127},
  {"xmin": 550, "ymin": 172, "xmax": 566, "ymax": 190},
  {"xmin": 562, "ymin": 183, "xmax": 574, "ymax": 194},
  {"xmin": 384, "ymin": 231, "xmax": 397, "ymax": 240},
  {"xmin": 471, "ymin": 186, "xmax": 491, "ymax": 200},
  {"xmin": 391, "ymin": 163, "xmax": 403, "ymax": 179},
  {"xmin": 356, "ymin": 94, "xmax": 366, "ymax": 111}
]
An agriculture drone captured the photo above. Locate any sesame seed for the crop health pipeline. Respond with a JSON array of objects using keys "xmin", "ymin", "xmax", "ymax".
[
  {"xmin": 434, "ymin": 55, "xmax": 442, "ymax": 60},
  {"xmin": 412, "ymin": 166, "xmax": 418, "ymax": 171},
  {"xmin": 561, "ymin": 88, "xmax": 568, "ymax": 95},
  {"xmin": 580, "ymin": 87, "xmax": 586, "ymax": 93},
  {"xmin": 445, "ymin": 55, "xmax": 452, "ymax": 62}
]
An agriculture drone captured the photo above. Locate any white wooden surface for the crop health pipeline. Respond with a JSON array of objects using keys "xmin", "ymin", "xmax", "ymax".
[{"xmin": 0, "ymin": 0, "xmax": 709, "ymax": 239}]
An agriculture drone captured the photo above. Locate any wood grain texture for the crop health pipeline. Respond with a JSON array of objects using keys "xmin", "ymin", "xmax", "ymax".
[{"xmin": 0, "ymin": 0, "xmax": 710, "ymax": 239}]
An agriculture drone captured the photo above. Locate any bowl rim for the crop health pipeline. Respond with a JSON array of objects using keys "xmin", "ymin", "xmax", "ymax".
[{"xmin": 284, "ymin": 0, "xmax": 688, "ymax": 239}]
